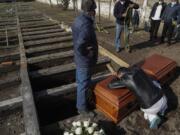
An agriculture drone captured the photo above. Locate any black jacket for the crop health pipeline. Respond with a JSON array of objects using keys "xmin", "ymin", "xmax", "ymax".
[
  {"xmin": 113, "ymin": 0, "xmax": 139, "ymax": 25},
  {"xmin": 149, "ymin": 2, "xmax": 166, "ymax": 20},
  {"xmin": 109, "ymin": 67, "xmax": 163, "ymax": 109},
  {"xmin": 162, "ymin": 3, "xmax": 180, "ymax": 23}
]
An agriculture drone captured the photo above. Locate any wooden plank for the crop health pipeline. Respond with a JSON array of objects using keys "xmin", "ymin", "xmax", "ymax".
[
  {"xmin": 0, "ymin": 61, "xmax": 20, "ymax": 74},
  {"xmin": 22, "ymin": 25, "xmax": 60, "ymax": 32},
  {"xmin": 30, "ymin": 57, "xmax": 110, "ymax": 79},
  {"xmin": 0, "ymin": 96, "xmax": 22, "ymax": 112},
  {"xmin": 23, "ymin": 31, "xmax": 71, "ymax": 41},
  {"xmin": 0, "ymin": 74, "xmax": 21, "ymax": 89},
  {"xmin": 0, "ymin": 52, "xmax": 20, "ymax": 63},
  {"xmin": 20, "ymin": 22, "xmax": 57, "ymax": 29},
  {"xmin": 22, "ymin": 28, "xmax": 64, "ymax": 36},
  {"xmin": 17, "ymin": 16, "xmax": 40, "ymax": 135},
  {"xmin": 99, "ymin": 45, "xmax": 130, "ymax": 68},
  {"xmin": 35, "ymin": 72, "xmax": 111, "ymax": 99},
  {"xmin": 26, "ymin": 42, "xmax": 73, "ymax": 55},
  {"xmin": 20, "ymin": 21, "xmax": 52, "ymax": 26},
  {"xmin": 24, "ymin": 36, "xmax": 72, "ymax": 47},
  {"xmin": 27, "ymin": 50, "xmax": 74, "ymax": 64}
]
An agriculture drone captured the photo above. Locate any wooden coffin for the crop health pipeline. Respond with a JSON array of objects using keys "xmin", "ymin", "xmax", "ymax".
[
  {"xmin": 94, "ymin": 75, "xmax": 137, "ymax": 123},
  {"xmin": 139, "ymin": 54, "xmax": 177, "ymax": 84}
]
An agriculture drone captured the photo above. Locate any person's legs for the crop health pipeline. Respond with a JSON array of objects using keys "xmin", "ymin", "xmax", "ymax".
[
  {"xmin": 124, "ymin": 24, "xmax": 130, "ymax": 49},
  {"xmin": 161, "ymin": 22, "xmax": 168, "ymax": 43},
  {"xmin": 154, "ymin": 20, "xmax": 161, "ymax": 39},
  {"xmin": 167, "ymin": 22, "xmax": 175, "ymax": 45},
  {"xmin": 150, "ymin": 19, "xmax": 156, "ymax": 40},
  {"xmin": 141, "ymin": 96, "xmax": 167, "ymax": 129},
  {"xmin": 76, "ymin": 67, "xmax": 91, "ymax": 111},
  {"xmin": 115, "ymin": 23, "xmax": 123, "ymax": 52}
]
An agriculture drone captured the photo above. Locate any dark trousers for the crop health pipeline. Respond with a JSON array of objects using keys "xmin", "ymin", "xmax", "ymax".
[
  {"xmin": 161, "ymin": 22, "xmax": 175, "ymax": 43},
  {"xmin": 150, "ymin": 19, "xmax": 161, "ymax": 40}
]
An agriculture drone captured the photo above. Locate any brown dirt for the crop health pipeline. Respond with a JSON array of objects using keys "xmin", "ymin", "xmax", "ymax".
[
  {"xmin": 23, "ymin": 1, "xmax": 180, "ymax": 135},
  {"xmin": 0, "ymin": 108, "xmax": 24, "ymax": 135}
]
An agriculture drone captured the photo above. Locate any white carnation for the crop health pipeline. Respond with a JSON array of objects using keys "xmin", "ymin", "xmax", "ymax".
[
  {"xmin": 83, "ymin": 120, "xmax": 90, "ymax": 127},
  {"xmin": 75, "ymin": 127, "xmax": 82, "ymax": 135},
  {"xmin": 64, "ymin": 131, "xmax": 70, "ymax": 135},
  {"xmin": 99, "ymin": 129, "xmax": 105, "ymax": 134},
  {"xmin": 93, "ymin": 131, "xmax": 100, "ymax": 135},
  {"xmin": 87, "ymin": 127, "xmax": 94, "ymax": 134},
  {"xmin": 72, "ymin": 121, "xmax": 77, "ymax": 127},
  {"xmin": 76, "ymin": 121, "xmax": 81, "ymax": 127},
  {"xmin": 92, "ymin": 123, "xmax": 98, "ymax": 128}
]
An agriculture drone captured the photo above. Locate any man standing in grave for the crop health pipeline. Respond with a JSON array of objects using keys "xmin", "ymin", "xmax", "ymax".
[{"xmin": 72, "ymin": 0, "xmax": 98, "ymax": 117}]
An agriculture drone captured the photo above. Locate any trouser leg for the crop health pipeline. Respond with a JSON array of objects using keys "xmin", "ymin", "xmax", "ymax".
[
  {"xmin": 161, "ymin": 22, "xmax": 168, "ymax": 42},
  {"xmin": 76, "ymin": 67, "xmax": 91, "ymax": 111},
  {"xmin": 115, "ymin": 23, "xmax": 123, "ymax": 49},
  {"xmin": 150, "ymin": 19, "xmax": 156, "ymax": 40},
  {"xmin": 124, "ymin": 24, "xmax": 130, "ymax": 47},
  {"xmin": 154, "ymin": 20, "xmax": 161, "ymax": 38},
  {"xmin": 167, "ymin": 22, "xmax": 175, "ymax": 44}
]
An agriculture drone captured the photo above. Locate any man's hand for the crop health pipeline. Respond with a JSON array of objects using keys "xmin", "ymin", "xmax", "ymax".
[
  {"xmin": 129, "ymin": 3, "xmax": 135, "ymax": 8},
  {"xmin": 122, "ymin": 13, "xmax": 126, "ymax": 17}
]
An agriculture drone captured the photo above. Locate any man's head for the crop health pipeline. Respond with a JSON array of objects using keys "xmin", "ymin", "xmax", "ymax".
[{"xmin": 81, "ymin": 0, "xmax": 97, "ymax": 16}]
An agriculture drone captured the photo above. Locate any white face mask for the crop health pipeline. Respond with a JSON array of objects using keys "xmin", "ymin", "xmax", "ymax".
[{"xmin": 171, "ymin": 2, "xmax": 176, "ymax": 5}]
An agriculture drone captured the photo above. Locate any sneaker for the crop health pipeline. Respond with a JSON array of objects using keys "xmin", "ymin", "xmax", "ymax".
[
  {"xmin": 149, "ymin": 116, "xmax": 161, "ymax": 129},
  {"xmin": 78, "ymin": 110, "xmax": 95, "ymax": 118}
]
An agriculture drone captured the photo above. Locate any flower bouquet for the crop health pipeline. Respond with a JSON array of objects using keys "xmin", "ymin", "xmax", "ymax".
[{"xmin": 63, "ymin": 120, "xmax": 106, "ymax": 135}]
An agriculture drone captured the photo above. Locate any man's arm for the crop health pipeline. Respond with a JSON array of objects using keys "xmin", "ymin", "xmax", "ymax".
[
  {"xmin": 149, "ymin": 2, "xmax": 157, "ymax": 19},
  {"xmin": 177, "ymin": 5, "xmax": 180, "ymax": 24},
  {"xmin": 76, "ymin": 24, "xmax": 95, "ymax": 57},
  {"xmin": 129, "ymin": 0, "xmax": 139, "ymax": 9}
]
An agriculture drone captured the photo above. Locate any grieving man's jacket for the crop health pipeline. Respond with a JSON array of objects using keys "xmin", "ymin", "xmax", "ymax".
[
  {"xmin": 72, "ymin": 13, "xmax": 98, "ymax": 68},
  {"xmin": 109, "ymin": 67, "xmax": 163, "ymax": 109}
]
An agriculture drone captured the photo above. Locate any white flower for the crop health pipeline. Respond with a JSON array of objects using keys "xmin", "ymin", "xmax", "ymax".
[
  {"xmin": 92, "ymin": 123, "xmax": 98, "ymax": 128},
  {"xmin": 87, "ymin": 127, "xmax": 94, "ymax": 134},
  {"xmin": 72, "ymin": 121, "xmax": 77, "ymax": 127},
  {"xmin": 83, "ymin": 120, "xmax": 90, "ymax": 127},
  {"xmin": 99, "ymin": 129, "xmax": 105, "ymax": 134},
  {"xmin": 76, "ymin": 121, "xmax": 81, "ymax": 127},
  {"xmin": 64, "ymin": 131, "xmax": 70, "ymax": 135},
  {"xmin": 69, "ymin": 133, "xmax": 74, "ymax": 135},
  {"xmin": 75, "ymin": 127, "xmax": 82, "ymax": 135},
  {"xmin": 93, "ymin": 131, "xmax": 100, "ymax": 135}
]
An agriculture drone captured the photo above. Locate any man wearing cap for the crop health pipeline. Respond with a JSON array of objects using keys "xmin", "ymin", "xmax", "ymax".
[{"xmin": 72, "ymin": 0, "xmax": 98, "ymax": 116}]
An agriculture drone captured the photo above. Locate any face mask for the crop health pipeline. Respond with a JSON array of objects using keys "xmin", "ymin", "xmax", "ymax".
[{"xmin": 171, "ymin": 2, "xmax": 176, "ymax": 5}]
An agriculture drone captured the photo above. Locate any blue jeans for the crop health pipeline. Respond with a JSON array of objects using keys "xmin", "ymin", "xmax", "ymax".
[
  {"xmin": 76, "ymin": 67, "xmax": 92, "ymax": 111},
  {"xmin": 115, "ymin": 23, "xmax": 123, "ymax": 49}
]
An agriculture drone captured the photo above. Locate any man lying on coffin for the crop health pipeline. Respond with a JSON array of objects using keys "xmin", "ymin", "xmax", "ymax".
[{"xmin": 108, "ymin": 66, "xmax": 167, "ymax": 129}]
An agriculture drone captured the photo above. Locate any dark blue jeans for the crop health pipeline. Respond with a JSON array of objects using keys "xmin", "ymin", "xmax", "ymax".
[{"xmin": 76, "ymin": 67, "xmax": 92, "ymax": 111}]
